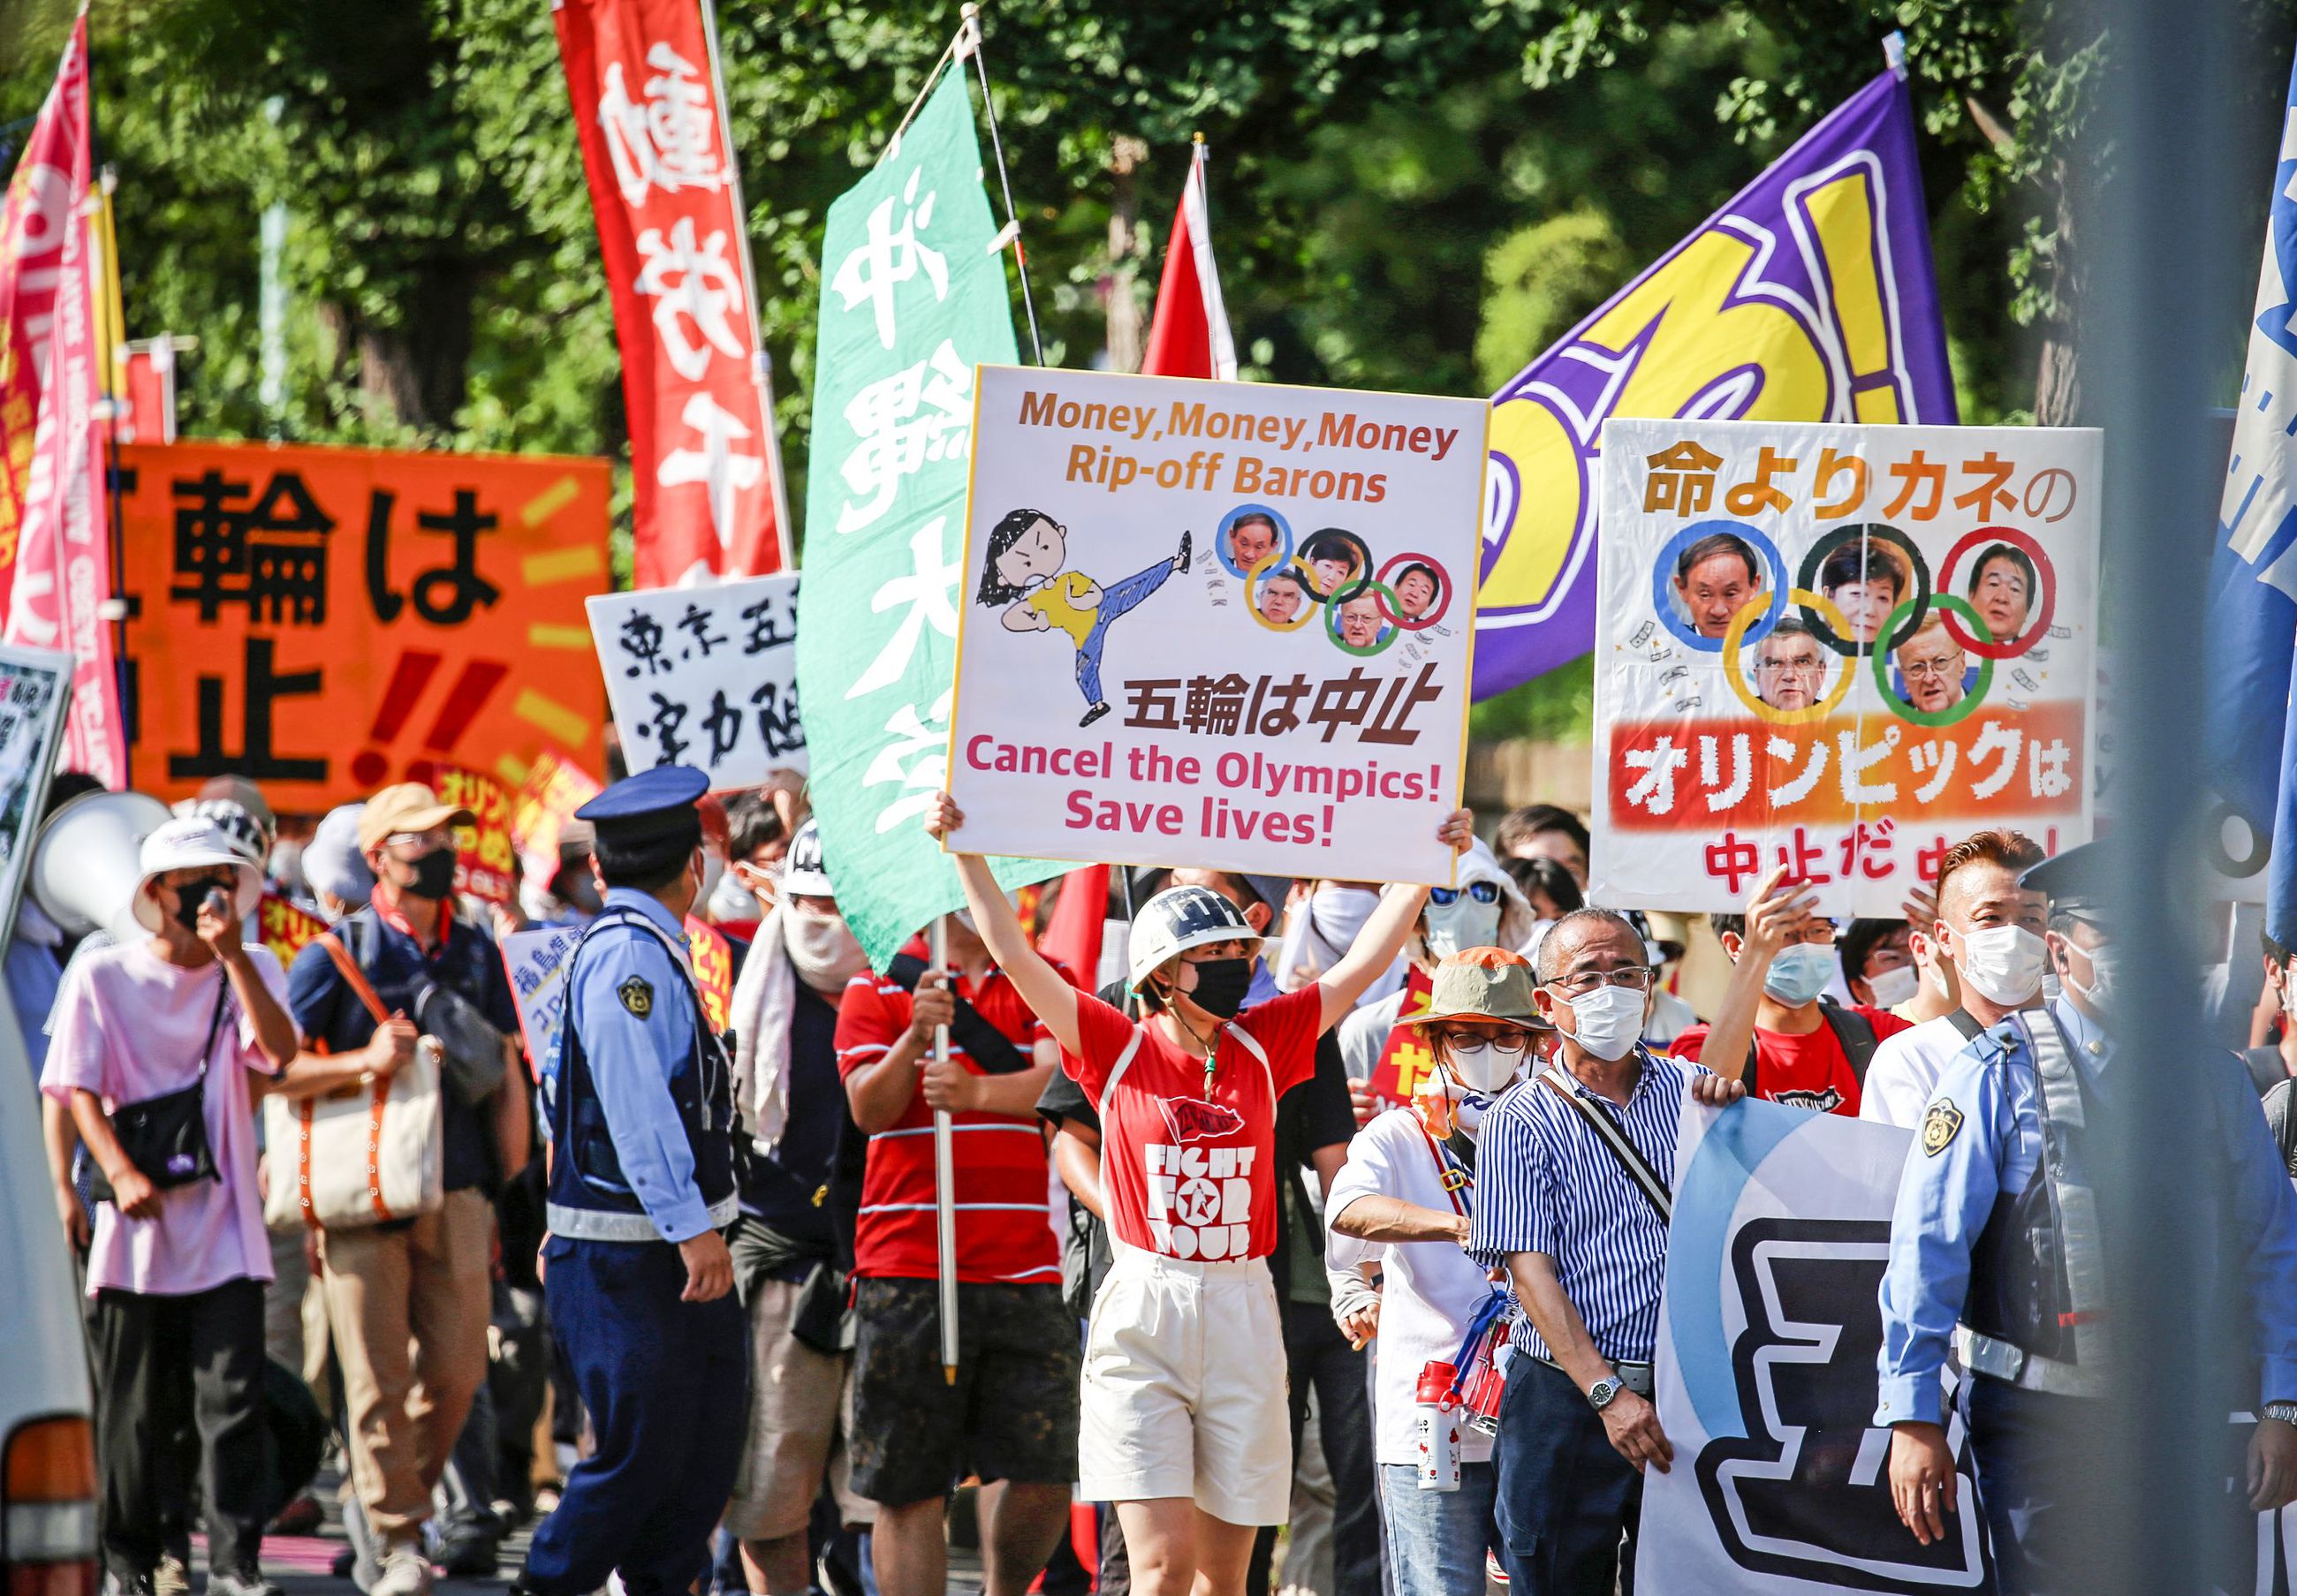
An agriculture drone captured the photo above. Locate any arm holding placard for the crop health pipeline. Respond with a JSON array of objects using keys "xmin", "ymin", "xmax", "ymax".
[{"xmin": 1316, "ymin": 809, "xmax": 1476, "ymax": 1034}]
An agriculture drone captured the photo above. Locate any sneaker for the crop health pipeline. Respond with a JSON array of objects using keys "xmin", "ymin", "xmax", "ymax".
[
  {"xmin": 206, "ymin": 1570, "xmax": 284, "ymax": 1596},
  {"xmin": 434, "ymin": 1530, "xmax": 501, "ymax": 1579},
  {"xmin": 369, "ymin": 1546, "xmax": 433, "ymax": 1596},
  {"xmin": 1080, "ymin": 701, "xmax": 1111, "ymax": 728},
  {"xmin": 1178, "ymin": 529, "xmax": 1193, "ymax": 573},
  {"xmin": 152, "ymin": 1556, "xmax": 189, "ymax": 1596}
]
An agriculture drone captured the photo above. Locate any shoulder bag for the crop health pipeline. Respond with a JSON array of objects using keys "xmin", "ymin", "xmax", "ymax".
[{"xmin": 90, "ymin": 972, "xmax": 231, "ymax": 1205}]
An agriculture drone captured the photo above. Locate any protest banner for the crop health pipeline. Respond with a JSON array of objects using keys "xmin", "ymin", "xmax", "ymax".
[
  {"xmin": 434, "ymin": 766, "xmax": 517, "ymax": 907},
  {"xmin": 1472, "ymin": 59, "xmax": 1955, "ymax": 701},
  {"xmin": 511, "ymin": 749, "xmax": 605, "ymax": 891},
  {"xmin": 686, "ymin": 915, "xmax": 732, "ymax": 1032},
  {"xmin": 587, "ymin": 571, "xmax": 804, "ymax": 787},
  {"xmin": 505, "ymin": 925, "xmax": 584, "ymax": 1085},
  {"xmin": 1639, "ymin": 1097, "xmax": 1991, "ymax": 1592},
  {"xmin": 0, "ymin": 644, "xmax": 73, "ymax": 942},
  {"xmin": 255, "ymin": 891, "xmax": 327, "ymax": 970},
  {"xmin": 944, "ymin": 366, "xmax": 1482, "ymax": 884},
  {"xmin": 793, "ymin": 71, "xmax": 1062, "ymax": 967},
  {"xmin": 1588, "ymin": 418, "xmax": 2101, "ymax": 917},
  {"xmin": 116, "ymin": 441, "xmax": 610, "ymax": 812}
]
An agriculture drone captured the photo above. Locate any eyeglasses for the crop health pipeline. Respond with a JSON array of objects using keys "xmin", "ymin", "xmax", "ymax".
[
  {"xmin": 1429, "ymin": 881, "xmax": 1500, "ymax": 907},
  {"xmin": 1545, "ymin": 966, "xmax": 1656, "ymax": 998},
  {"xmin": 386, "ymin": 827, "xmax": 452, "ymax": 851},
  {"xmin": 1436, "ymin": 1028, "xmax": 1530, "ymax": 1056},
  {"xmin": 1899, "ymin": 656, "xmax": 1963, "ymax": 681}
]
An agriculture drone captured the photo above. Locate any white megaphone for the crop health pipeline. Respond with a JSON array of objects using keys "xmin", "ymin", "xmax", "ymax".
[{"xmin": 31, "ymin": 790, "xmax": 172, "ymax": 945}]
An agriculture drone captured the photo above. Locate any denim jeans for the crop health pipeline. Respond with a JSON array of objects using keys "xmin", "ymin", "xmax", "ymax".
[
  {"xmin": 1493, "ymin": 1355, "xmax": 1641, "ymax": 1596},
  {"xmin": 1379, "ymin": 1462, "xmax": 1497, "ymax": 1596}
]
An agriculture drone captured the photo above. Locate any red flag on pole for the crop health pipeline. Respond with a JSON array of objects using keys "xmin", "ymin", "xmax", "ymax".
[
  {"xmin": 1140, "ymin": 139, "xmax": 1236, "ymax": 382},
  {"xmin": 553, "ymin": 0, "xmax": 792, "ymax": 587},
  {"xmin": 0, "ymin": 14, "xmax": 125, "ymax": 785}
]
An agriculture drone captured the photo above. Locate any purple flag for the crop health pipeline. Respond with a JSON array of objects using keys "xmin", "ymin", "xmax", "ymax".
[{"xmin": 1472, "ymin": 63, "xmax": 1956, "ymax": 700}]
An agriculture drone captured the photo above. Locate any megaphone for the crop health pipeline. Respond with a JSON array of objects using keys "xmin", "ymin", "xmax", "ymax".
[{"xmin": 31, "ymin": 790, "xmax": 172, "ymax": 944}]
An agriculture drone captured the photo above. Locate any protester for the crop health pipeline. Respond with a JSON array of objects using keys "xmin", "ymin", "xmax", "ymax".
[
  {"xmin": 1472, "ymin": 908, "xmax": 1744, "ymax": 1595},
  {"xmin": 279, "ymin": 782, "xmax": 527, "ymax": 1596},
  {"xmin": 1669, "ymin": 866, "xmax": 1911, "ymax": 1116},
  {"xmin": 1620, "ymin": 911, "xmax": 1698, "ymax": 1049},
  {"xmin": 708, "ymin": 788, "xmax": 792, "ymax": 935},
  {"xmin": 929, "ymin": 790, "xmax": 1470, "ymax": 1596},
  {"xmin": 1500, "ymin": 855, "xmax": 1581, "ymax": 927},
  {"xmin": 1860, "ymin": 831, "xmax": 2049, "ymax": 1129},
  {"xmin": 834, "ymin": 884, "xmax": 1075, "ymax": 1596},
  {"xmin": 1328, "ymin": 948, "xmax": 1543, "ymax": 1596},
  {"xmin": 45, "ymin": 817, "xmax": 298, "ymax": 1596},
  {"xmin": 722, "ymin": 821, "xmax": 876, "ymax": 1593},
  {"xmin": 299, "ymin": 802, "xmax": 375, "ymax": 921},
  {"xmin": 1839, "ymin": 916, "xmax": 1921, "ymax": 1011},
  {"xmin": 1275, "ymin": 880, "xmax": 1407, "ymax": 1003},
  {"xmin": 2247, "ymin": 931, "xmax": 2297, "ymax": 1096},
  {"xmin": 1876, "ymin": 841, "xmax": 2297, "ymax": 1592},
  {"xmin": 1492, "ymin": 804, "xmax": 1589, "ymax": 889},
  {"xmin": 510, "ymin": 766, "xmax": 747, "ymax": 1596}
]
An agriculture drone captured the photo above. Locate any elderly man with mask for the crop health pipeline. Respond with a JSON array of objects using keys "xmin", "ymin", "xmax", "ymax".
[
  {"xmin": 1861, "ymin": 831, "xmax": 2049, "ymax": 1130},
  {"xmin": 1471, "ymin": 910, "xmax": 1744, "ymax": 1594},
  {"xmin": 1876, "ymin": 840, "xmax": 2297, "ymax": 1592},
  {"xmin": 1326, "ymin": 948, "xmax": 1543, "ymax": 1596}
]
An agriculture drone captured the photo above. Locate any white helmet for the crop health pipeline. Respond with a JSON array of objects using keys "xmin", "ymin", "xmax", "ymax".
[{"xmin": 1127, "ymin": 885, "xmax": 1262, "ymax": 992}]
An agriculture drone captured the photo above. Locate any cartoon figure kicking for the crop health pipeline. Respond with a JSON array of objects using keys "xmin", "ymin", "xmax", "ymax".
[{"xmin": 976, "ymin": 508, "xmax": 1191, "ymax": 727}]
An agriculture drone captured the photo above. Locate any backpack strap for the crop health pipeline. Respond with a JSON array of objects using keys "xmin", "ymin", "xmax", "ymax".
[
  {"xmin": 1816, "ymin": 1000, "xmax": 1880, "ymax": 1085},
  {"xmin": 883, "ymin": 952, "xmax": 1030, "ymax": 1075}
]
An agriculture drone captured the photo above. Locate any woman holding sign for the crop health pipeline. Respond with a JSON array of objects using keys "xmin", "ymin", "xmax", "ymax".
[{"xmin": 923, "ymin": 791, "xmax": 1472, "ymax": 1596}]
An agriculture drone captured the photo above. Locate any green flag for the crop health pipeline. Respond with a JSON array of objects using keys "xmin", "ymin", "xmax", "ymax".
[{"xmin": 796, "ymin": 72, "xmax": 1065, "ymax": 968}]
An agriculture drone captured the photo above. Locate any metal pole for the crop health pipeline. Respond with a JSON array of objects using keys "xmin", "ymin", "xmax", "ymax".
[
  {"xmin": 930, "ymin": 914, "xmax": 959, "ymax": 1383},
  {"xmin": 958, "ymin": 3, "xmax": 1047, "ymax": 368}
]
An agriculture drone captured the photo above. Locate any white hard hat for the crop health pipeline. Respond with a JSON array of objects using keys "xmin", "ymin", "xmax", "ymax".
[{"xmin": 1127, "ymin": 885, "xmax": 1262, "ymax": 992}]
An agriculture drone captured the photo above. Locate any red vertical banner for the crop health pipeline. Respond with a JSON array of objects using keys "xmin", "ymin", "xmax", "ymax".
[
  {"xmin": 552, "ymin": 0, "xmax": 789, "ymax": 588},
  {"xmin": 0, "ymin": 17, "xmax": 123, "ymax": 785}
]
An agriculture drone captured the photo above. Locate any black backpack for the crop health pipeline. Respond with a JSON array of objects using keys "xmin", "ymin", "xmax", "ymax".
[{"xmin": 1741, "ymin": 997, "xmax": 1879, "ymax": 1099}]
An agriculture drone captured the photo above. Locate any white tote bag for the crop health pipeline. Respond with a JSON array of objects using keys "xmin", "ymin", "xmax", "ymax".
[{"xmin": 262, "ymin": 931, "xmax": 444, "ymax": 1229}]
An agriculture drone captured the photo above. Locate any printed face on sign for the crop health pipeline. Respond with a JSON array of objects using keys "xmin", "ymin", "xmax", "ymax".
[
  {"xmin": 1226, "ymin": 514, "xmax": 1279, "ymax": 574},
  {"xmin": 1672, "ymin": 535, "xmax": 1763, "ymax": 640},
  {"xmin": 1392, "ymin": 563, "xmax": 1441, "ymax": 622},
  {"xmin": 1967, "ymin": 546, "xmax": 2034, "ymax": 645},
  {"xmin": 1892, "ymin": 616, "xmax": 1967, "ymax": 715},
  {"xmin": 1752, "ymin": 624, "xmax": 1828, "ymax": 712}
]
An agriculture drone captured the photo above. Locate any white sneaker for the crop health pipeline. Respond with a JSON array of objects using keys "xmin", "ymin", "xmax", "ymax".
[{"xmin": 369, "ymin": 1546, "xmax": 434, "ymax": 1596}]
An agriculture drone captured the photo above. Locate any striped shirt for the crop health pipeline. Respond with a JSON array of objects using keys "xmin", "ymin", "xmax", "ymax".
[{"xmin": 1469, "ymin": 1048, "xmax": 1704, "ymax": 1364}]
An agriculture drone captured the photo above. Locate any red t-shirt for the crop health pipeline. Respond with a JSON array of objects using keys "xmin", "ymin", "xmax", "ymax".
[
  {"xmin": 833, "ymin": 943, "xmax": 1067, "ymax": 1284},
  {"xmin": 1670, "ymin": 1003, "xmax": 1911, "ymax": 1116},
  {"xmin": 1065, "ymin": 985, "xmax": 1323, "ymax": 1262}
]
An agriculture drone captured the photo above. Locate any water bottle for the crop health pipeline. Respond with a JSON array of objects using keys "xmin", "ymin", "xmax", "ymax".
[{"xmin": 1415, "ymin": 1360, "xmax": 1462, "ymax": 1492}]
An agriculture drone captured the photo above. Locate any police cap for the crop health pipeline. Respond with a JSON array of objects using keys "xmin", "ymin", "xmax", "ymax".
[
  {"xmin": 575, "ymin": 764, "xmax": 710, "ymax": 848},
  {"xmin": 2018, "ymin": 839, "xmax": 2107, "ymax": 923}
]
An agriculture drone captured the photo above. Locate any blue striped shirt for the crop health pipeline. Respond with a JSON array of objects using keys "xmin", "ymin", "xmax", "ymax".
[{"xmin": 1469, "ymin": 1048, "xmax": 1703, "ymax": 1364}]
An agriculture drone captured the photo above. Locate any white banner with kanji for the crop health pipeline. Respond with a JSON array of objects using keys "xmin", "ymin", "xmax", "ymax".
[
  {"xmin": 1589, "ymin": 419, "xmax": 2100, "ymax": 915},
  {"xmin": 587, "ymin": 571, "xmax": 804, "ymax": 788}
]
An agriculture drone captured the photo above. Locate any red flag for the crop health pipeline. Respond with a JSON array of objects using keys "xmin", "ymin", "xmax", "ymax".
[
  {"xmin": 1141, "ymin": 140, "xmax": 1236, "ymax": 381},
  {"xmin": 1036, "ymin": 863, "xmax": 1109, "ymax": 989},
  {"xmin": 553, "ymin": 0, "xmax": 791, "ymax": 587},
  {"xmin": 0, "ymin": 16, "xmax": 124, "ymax": 785}
]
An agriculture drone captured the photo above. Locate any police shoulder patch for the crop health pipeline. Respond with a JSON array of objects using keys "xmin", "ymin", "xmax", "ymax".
[
  {"xmin": 618, "ymin": 976, "xmax": 655, "ymax": 1018},
  {"xmin": 1921, "ymin": 1100, "xmax": 1964, "ymax": 1157}
]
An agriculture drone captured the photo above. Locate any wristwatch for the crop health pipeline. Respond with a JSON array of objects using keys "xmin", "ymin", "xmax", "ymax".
[
  {"xmin": 1586, "ymin": 1376, "xmax": 1623, "ymax": 1412},
  {"xmin": 2265, "ymin": 1401, "xmax": 2297, "ymax": 1426}
]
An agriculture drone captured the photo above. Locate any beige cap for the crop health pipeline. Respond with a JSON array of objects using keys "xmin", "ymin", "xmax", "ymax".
[
  {"xmin": 358, "ymin": 782, "xmax": 475, "ymax": 852},
  {"xmin": 1395, "ymin": 947, "xmax": 1548, "ymax": 1032}
]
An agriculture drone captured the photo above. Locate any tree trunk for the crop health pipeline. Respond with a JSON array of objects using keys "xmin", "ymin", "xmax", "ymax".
[
  {"xmin": 2034, "ymin": 162, "xmax": 2081, "ymax": 426},
  {"xmin": 1105, "ymin": 135, "xmax": 1148, "ymax": 374}
]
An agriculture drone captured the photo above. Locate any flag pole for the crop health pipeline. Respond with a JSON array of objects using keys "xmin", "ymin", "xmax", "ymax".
[
  {"xmin": 957, "ymin": 4, "xmax": 1046, "ymax": 368},
  {"xmin": 930, "ymin": 913, "xmax": 959, "ymax": 1383},
  {"xmin": 695, "ymin": 0, "xmax": 796, "ymax": 571}
]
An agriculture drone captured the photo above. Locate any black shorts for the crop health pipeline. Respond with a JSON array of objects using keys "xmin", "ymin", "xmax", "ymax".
[{"xmin": 847, "ymin": 1276, "xmax": 1080, "ymax": 1507}]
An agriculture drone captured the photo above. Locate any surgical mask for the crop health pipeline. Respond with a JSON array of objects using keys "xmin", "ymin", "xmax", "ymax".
[
  {"xmin": 2066, "ymin": 942, "xmax": 2118, "ymax": 1012},
  {"xmin": 1181, "ymin": 957, "xmax": 1255, "ymax": 1020},
  {"xmin": 1865, "ymin": 964, "xmax": 1920, "ymax": 1010},
  {"xmin": 1952, "ymin": 924, "xmax": 2047, "ymax": 1007},
  {"xmin": 1444, "ymin": 1039, "xmax": 1522, "ymax": 1094},
  {"xmin": 706, "ymin": 867, "xmax": 761, "ymax": 925},
  {"xmin": 698, "ymin": 850, "xmax": 725, "ymax": 905},
  {"xmin": 1422, "ymin": 896, "xmax": 1502, "ymax": 962},
  {"xmin": 1310, "ymin": 886, "xmax": 1377, "ymax": 949},
  {"xmin": 1762, "ymin": 943, "xmax": 1836, "ymax": 1006},
  {"xmin": 403, "ymin": 846, "xmax": 458, "ymax": 902},
  {"xmin": 785, "ymin": 911, "xmax": 868, "ymax": 995},
  {"xmin": 1561, "ymin": 984, "xmax": 1645, "ymax": 1063}
]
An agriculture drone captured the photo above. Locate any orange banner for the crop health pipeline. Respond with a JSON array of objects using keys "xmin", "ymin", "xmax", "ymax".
[
  {"xmin": 1365, "ymin": 964, "xmax": 1437, "ymax": 1115},
  {"xmin": 512, "ymin": 748, "xmax": 604, "ymax": 888},
  {"xmin": 118, "ymin": 441, "xmax": 610, "ymax": 810},
  {"xmin": 686, "ymin": 915, "xmax": 733, "ymax": 1034},
  {"xmin": 436, "ymin": 765, "xmax": 517, "ymax": 906},
  {"xmin": 256, "ymin": 890, "xmax": 327, "ymax": 969}
]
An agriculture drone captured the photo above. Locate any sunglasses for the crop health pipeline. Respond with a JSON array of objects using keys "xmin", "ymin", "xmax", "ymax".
[{"xmin": 1429, "ymin": 881, "xmax": 1500, "ymax": 907}]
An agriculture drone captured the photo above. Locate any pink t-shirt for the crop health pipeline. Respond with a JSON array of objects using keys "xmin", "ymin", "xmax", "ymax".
[{"xmin": 43, "ymin": 942, "xmax": 287, "ymax": 1297}]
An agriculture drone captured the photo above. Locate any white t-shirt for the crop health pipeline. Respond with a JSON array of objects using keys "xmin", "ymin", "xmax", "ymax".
[
  {"xmin": 1336, "ymin": 987, "xmax": 1408, "ymax": 1083},
  {"xmin": 1859, "ymin": 1014, "xmax": 1975, "ymax": 1129},
  {"xmin": 1326, "ymin": 1106, "xmax": 1502, "ymax": 1466}
]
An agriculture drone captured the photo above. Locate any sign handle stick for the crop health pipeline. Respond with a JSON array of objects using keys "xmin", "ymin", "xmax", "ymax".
[{"xmin": 931, "ymin": 914, "xmax": 959, "ymax": 1384}]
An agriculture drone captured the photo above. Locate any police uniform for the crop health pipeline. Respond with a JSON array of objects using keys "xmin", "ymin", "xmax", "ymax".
[
  {"xmin": 1875, "ymin": 843, "xmax": 2297, "ymax": 1595},
  {"xmin": 518, "ymin": 766, "xmax": 747, "ymax": 1596}
]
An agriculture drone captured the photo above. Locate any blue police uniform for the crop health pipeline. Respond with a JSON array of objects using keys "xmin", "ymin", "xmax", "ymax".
[
  {"xmin": 519, "ymin": 766, "xmax": 748, "ymax": 1596},
  {"xmin": 1876, "ymin": 844, "xmax": 2297, "ymax": 1595}
]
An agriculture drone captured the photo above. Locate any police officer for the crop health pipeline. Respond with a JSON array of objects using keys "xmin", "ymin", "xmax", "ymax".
[
  {"xmin": 513, "ymin": 765, "xmax": 747, "ymax": 1596},
  {"xmin": 1874, "ymin": 840, "xmax": 2297, "ymax": 1593}
]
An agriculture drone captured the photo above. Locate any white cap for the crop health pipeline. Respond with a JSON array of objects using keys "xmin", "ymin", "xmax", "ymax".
[{"xmin": 133, "ymin": 817, "xmax": 263, "ymax": 933}]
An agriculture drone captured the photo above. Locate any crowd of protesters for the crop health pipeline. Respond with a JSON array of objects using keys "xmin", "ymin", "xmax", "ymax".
[{"xmin": 23, "ymin": 760, "xmax": 2297, "ymax": 1596}]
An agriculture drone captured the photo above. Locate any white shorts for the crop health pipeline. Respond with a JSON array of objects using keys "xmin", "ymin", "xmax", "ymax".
[{"xmin": 1077, "ymin": 1241, "xmax": 1292, "ymax": 1525}]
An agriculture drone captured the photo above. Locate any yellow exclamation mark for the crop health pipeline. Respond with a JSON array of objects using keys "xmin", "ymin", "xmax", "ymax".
[{"xmin": 1805, "ymin": 170, "xmax": 1901, "ymax": 423}]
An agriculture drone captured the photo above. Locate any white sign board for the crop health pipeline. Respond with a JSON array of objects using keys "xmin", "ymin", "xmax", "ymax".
[
  {"xmin": 588, "ymin": 572, "xmax": 805, "ymax": 789},
  {"xmin": 505, "ymin": 925, "xmax": 582, "ymax": 1090}
]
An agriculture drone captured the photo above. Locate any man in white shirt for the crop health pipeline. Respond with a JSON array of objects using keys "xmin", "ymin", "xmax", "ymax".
[{"xmin": 1861, "ymin": 830, "xmax": 2050, "ymax": 1128}]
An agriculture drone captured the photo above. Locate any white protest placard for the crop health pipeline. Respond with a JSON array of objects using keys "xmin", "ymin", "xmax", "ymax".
[
  {"xmin": 1590, "ymin": 419, "xmax": 2101, "ymax": 916},
  {"xmin": 0, "ymin": 645, "xmax": 72, "ymax": 942},
  {"xmin": 945, "ymin": 366, "xmax": 1484, "ymax": 883},
  {"xmin": 504, "ymin": 926, "xmax": 582, "ymax": 1088},
  {"xmin": 587, "ymin": 572, "xmax": 805, "ymax": 789},
  {"xmin": 1639, "ymin": 1098, "xmax": 1992, "ymax": 1592}
]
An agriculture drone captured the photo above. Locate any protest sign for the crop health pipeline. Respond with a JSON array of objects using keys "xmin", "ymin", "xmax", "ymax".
[
  {"xmin": 587, "ymin": 571, "xmax": 804, "ymax": 787},
  {"xmin": 1639, "ymin": 1097, "xmax": 1991, "ymax": 1592},
  {"xmin": 0, "ymin": 644, "xmax": 72, "ymax": 942},
  {"xmin": 792, "ymin": 71, "xmax": 1062, "ymax": 967},
  {"xmin": 505, "ymin": 925, "xmax": 584, "ymax": 1085},
  {"xmin": 946, "ymin": 366, "xmax": 1483, "ymax": 884},
  {"xmin": 117, "ymin": 441, "xmax": 610, "ymax": 811},
  {"xmin": 434, "ymin": 766, "xmax": 517, "ymax": 906},
  {"xmin": 511, "ymin": 749, "xmax": 605, "ymax": 889},
  {"xmin": 1589, "ymin": 419, "xmax": 2100, "ymax": 917},
  {"xmin": 255, "ymin": 891, "xmax": 326, "ymax": 970},
  {"xmin": 686, "ymin": 915, "xmax": 732, "ymax": 1032}
]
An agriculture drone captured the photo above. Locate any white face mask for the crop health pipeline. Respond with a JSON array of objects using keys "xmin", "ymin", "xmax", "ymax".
[
  {"xmin": 785, "ymin": 910, "xmax": 869, "ymax": 994},
  {"xmin": 1310, "ymin": 886, "xmax": 1378, "ymax": 949},
  {"xmin": 1762, "ymin": 943, "xmax": 1836, "ymax": 1006},
  {"xmin": 1443, "ymin": 1038, "xmax": 1524, "ymax": 1095},
  {"xmin": 1422, "ymin": 896, "xmax": 1502, "ymax": 962},
  {"xmin": 707, "ymin": 867, "xmax": 762, "ymax": 925},
  {"xmin": 1952, "ymin": 924, "xmax": 2048, "ymax": 1007},
  {"xmin": 1559, "ymin": 984, "xmax": 1646, "ymax": 1063},
  {"xmin": 698, "ymin": 850, "xmax": 725, "ymax": 905},
  {"xmin": 1865, "ymin": 964, "xmax": 1920, "ymax": 1010},
  {"xmin": 2066, "ymin": 941, "xmax": 2118, "ymax": 1013}
]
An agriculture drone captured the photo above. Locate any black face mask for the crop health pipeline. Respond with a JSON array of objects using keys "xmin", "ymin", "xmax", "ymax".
[
  {"xmin": 171, "ymin": 881, "xmax": 227, "ymax": 933},
  {"xmin": 1181, "ymin": 957, "xmax": 1254, "ymax": 1020},
  {"xmin": 403, "ymin": 846, "xmax": 458, "ymax": 902}
]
